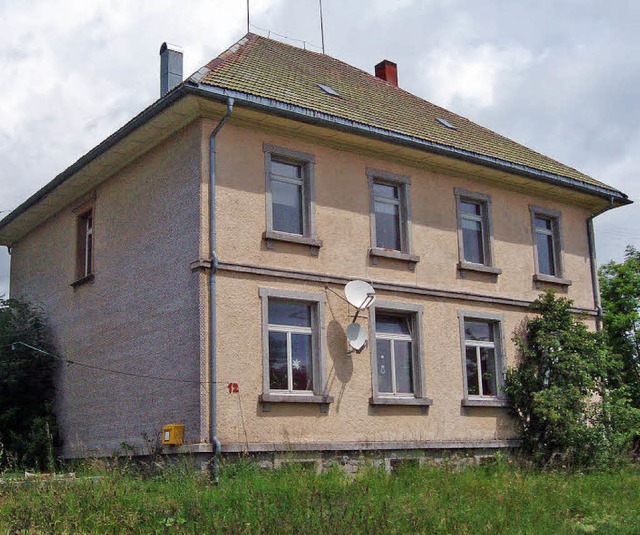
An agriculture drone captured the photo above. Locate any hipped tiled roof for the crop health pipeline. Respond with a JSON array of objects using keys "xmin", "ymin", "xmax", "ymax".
[{"xmin": 199, "ymin": 33, "xmax": 616, "ymax": 192}]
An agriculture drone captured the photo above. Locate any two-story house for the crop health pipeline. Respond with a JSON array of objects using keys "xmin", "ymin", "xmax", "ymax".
[{"xmin": 0, "ymin": 34, "xmax": 630, "ymax": 466}]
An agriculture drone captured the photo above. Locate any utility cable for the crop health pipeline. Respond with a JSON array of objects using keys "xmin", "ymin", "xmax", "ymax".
[{"xmin": 3, "ymin": 341, "xmax": 230, "ymax": 386}]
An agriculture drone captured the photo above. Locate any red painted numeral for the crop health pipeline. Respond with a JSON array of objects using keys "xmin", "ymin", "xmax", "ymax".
[{"xmin": 227, "ymin": 382, "xmax": 239, "ymax": 393}]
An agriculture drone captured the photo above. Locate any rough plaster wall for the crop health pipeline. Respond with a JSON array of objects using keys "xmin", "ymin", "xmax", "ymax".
[
  {"xmin": 215, "ymin": 273, "xmax": 525, "ymax": 446},
  {"xmin": 211, "ymin": 121, "xmax": 597, "ymax": 447},
  {"xmin": 214, "ymin": 124, "xmax": 595, "ymax": 310},
  {"xmin": 10, "ymin": 122, "xmax": 202, "ymax": 457}
]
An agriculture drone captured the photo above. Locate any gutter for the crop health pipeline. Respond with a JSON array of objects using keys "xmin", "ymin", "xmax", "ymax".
[
  {"xmin": 0, "ymin": 82, "xmax": 630, "ymax": 240},
  {"xmin": 207, "ymin": 97, "xmax": 234, "ymax": 482},
  {"xmin": 184, "ymin": 84, "xmax": 632, "ymax": 206},
  {"xmin": 587, "ymin": 197, "xmax": 616, "ymax": 331}
]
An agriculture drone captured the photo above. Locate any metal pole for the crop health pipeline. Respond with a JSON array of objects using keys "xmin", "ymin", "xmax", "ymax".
[
  {"xmin": 247, "ymin": 0, "xmax": 250, "ymax": 33},
  {"xmin": 319, "ymin": 0, "xmax": 325, "ymax": 54}
]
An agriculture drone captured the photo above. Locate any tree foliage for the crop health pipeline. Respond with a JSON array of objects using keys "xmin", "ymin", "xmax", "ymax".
[
  {"xmin": 599, "ymin": 246, "xmax": 640, "ymax": 410},
  {"xmin": 504, "ymin": 291, "xmax": 640, "ymax": 468},
  {"xmin": 0, "ymin": 298, "xmax": 58, "ymax": 470}
]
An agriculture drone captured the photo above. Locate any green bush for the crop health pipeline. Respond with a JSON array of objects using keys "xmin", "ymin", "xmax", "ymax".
[
  {"xmin": 504, "ymin": 291, "xmax": 640, "ymax": 468},
  {"xmin": 0, "ymin": 298, "xmax": 58, "ymax": 470}
]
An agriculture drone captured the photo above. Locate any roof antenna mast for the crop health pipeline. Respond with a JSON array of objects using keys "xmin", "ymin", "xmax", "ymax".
[
  {"xmin": 319, "ymin": 0, "xmax": 325, "ymax": 54},
  {"xmin": 247, "ymin": 0, "xmax": 250, "ymax": 33}
]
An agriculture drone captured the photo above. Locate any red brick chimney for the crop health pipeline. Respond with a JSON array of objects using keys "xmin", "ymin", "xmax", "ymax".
[{"xmin": 375, "ymin": 60, "xmax": 398, "ymax": 87}]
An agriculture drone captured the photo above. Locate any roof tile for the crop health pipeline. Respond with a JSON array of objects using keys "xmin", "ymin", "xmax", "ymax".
[{"xmin": 199, "ymin": 33, "xmax": 616, "ymax": 192}]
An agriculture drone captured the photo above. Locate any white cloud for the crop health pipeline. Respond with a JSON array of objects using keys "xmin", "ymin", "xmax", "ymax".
[{"xmin": 419, "ymin": 44, "xmax": 538, "ymax": 109}]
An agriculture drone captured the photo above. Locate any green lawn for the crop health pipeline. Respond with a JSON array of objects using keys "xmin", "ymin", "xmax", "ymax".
[{"xmin": 1, "ymin": 459, "xmax": 638, "ymax": 534}]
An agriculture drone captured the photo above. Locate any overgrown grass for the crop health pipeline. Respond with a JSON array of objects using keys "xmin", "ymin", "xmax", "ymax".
[{"xmin": 1, "ymin": 458, "xmax": 639, "ymax": 533}]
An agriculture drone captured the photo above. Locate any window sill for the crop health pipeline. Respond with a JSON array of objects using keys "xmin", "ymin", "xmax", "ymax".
[
  {"xmin": 370, "ymin": 396, "xmax": 433, "ymax": 407},
  {"xmin": 369, "ymin": 248, "xmax": 420, "ymax": 268},
  {"xmin": 461, "ymin": 398, "xmax": 508, "ymax": 408},
  {"xmin": 458, "ymin": 262, "xmax": 502, "ymax": 276},
  {"xmin": 263, "ymin": 230, "xmax": 323, "ymax": 255},
  {"xmin": 259, "ymin": 393, "xmax": 334, "ymax": 404},
  {"xmin": 70, "ymin": 273, "xmax": 94, "ymax": 288},
  {"xmin": 533, "ymin": 273, "xmax": 572, "ymax": 287}
]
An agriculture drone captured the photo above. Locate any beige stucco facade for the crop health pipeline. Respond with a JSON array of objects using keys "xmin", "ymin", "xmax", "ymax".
[
  {"xmin": 209, "ymin": 114, "xmax": 598, "ymax": 452},
  {"xmin": 7, "ymin": 104, "xmax": 601, "ymax": 457}
]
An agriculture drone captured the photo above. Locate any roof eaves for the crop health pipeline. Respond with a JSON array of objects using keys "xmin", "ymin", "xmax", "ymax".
[
  {"xmin": 0, "ymin": 84, "xmax": 192, "ymax": 237},
  {"xmin": 189, "ymin": 83, "xmax": 630, "ymax": 205}
]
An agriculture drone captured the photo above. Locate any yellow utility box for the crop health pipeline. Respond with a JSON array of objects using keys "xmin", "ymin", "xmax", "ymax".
[{"xmin": 162, "ymin": 424, "xmax": 184, "ymax": 446}]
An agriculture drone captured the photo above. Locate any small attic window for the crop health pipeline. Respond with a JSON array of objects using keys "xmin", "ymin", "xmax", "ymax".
[
  {"xmin": 317, "ymin": 83, "xmax": 340, "ymax": 97},
  {"xmin": 436, "ymin": 117, "xmax": 457, "ymax": 130}
]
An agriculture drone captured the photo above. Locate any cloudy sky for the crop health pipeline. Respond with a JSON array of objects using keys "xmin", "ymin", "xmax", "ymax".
[{"xmin": 1, "ymin": 0, "xmax": 639, "ymax": 296}]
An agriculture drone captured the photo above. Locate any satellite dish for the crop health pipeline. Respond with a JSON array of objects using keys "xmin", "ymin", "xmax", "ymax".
[
  {"xmin": 346, "ymin": 323, "xmax": 368, "ymax": 353},
  {"xmin": 344, "ymin": 280, "xmax": 376, "ymax": 310}
]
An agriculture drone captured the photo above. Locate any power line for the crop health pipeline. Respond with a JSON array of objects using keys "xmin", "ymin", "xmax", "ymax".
[{"xmin": 4, "ymin": 341, "xmax": 230, "ymax": 386}]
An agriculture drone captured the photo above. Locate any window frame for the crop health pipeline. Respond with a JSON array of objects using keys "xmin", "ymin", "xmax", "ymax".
[
  {"xmin": 367, "ymin": 168, "xmax": 419, "ymax": 265},
  {"xmin": 457, "ymin": 310, "xmax": 507, "ymax": 407},
  {"xmin": 258, "ymin": 287, "xmax": 332, "ymax": 406},
  {"xmin": 368, "ymin": 300, "xmax": 431, "ymax": 406},
  {"xmin": 529, "ymin": 205, "xmax": 571, "ymax": 286},
  {"xmin": 263, "ymin": 143, "xmax": 321, "ymax": 251},
  {"xmin": 71, "ymin": 200, "xmax": 95, "ymax": 287},
  {"xmin": 454, "ymin": 188, "xmax": 501, "ymax": 275}
]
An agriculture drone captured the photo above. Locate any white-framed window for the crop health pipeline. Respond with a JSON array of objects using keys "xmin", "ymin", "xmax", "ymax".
[
  {"xmin": 259, "ymin": 288, "xmax": 329, "ymax": 403},
  {"xmin": 263, "ymin": 144, "xmax": 320, "ymax": 249},
  {"xmin": 76, "ymin": 208, "xmax": 94, "ymax": 280},
  {"xmin": 458, "ymin": 310, "xmax": 506, "ymax": 406},
  {"xmin": 367, "ymin": 169, "xmax": 417, "ymax": 265},
  {"xmin": 369, "ymin": 301, "xmax": 430, "ymax": 406},
  {"xmin": 454, "ymin": 189, "xmax": 499, "ymax": 274},
  {"xmin": 529, "ymin": 205, "xmax": 569, "ymax": 285}
]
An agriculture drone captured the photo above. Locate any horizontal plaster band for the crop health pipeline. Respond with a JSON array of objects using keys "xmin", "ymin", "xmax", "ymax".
[{"xmin": 216, "ymin": 261, "xmax": 598, "ymax": 316}]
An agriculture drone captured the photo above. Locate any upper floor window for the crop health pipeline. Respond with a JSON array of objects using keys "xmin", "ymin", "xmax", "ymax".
[
  {"xmin": 458, "ymin": 311, "xmax": 506, "ymax": 406},
  {"xmin": 367, "ymin": 168, "xmax": 419, "ymax": 267},
  {"xmin": 264, "ymin": 144, "xmax": 320, "ymax": 251},
  {"xmin": 454, "ymin": 188, "xmax": 501, "ymax": 276},
  {"xmin": 369, "ymin": 301, "xmax": 431, "ymax": 406},
  {"xmin": 529, "ymin": 205, "xmax": 569, "ymax": 285},
  {"xmin": 75, "ymin": 208, "xmax": 94, "ymax": 282},
  {"xmin": 259, "ymin": 288, "xmax": 331, "ymax": 405}
]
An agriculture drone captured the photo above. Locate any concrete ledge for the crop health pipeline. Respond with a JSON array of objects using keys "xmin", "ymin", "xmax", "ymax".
[
  {"xmin": 220, "ymin": 439, "xmax": 519, "ymax": 453},
  {"xmin": 462, "ymin": 398, "xmax": 509, "ymax": 408},
  {"xmin": 533, "ymin": 273, "xmax": 572, "ymax": 287},
  {"xmin": 369, "ymin": 396, "xmax": 433, "ymax": 406},
  {"xmin": 263, "ymin": 230, "xmax": 323, "ymax": 252},
  {"xmin": 369, "ymin": 248, "xmax": 420, "ymax": 264},
  {"xmin": 259, "ymin": 393, "xmax": 334, "ymax": 404},
  {"xmin": 458, "ymin": 261, "xmax": 502, "ymax": 276}
]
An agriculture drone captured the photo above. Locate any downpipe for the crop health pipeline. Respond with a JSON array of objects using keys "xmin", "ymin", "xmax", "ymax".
[{"xmin": 208, "ymin": 98, "xmax": 234, "ymax": 482}]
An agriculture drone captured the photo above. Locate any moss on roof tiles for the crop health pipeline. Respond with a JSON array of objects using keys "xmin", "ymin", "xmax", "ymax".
[{"xmin": 200, "ymin": 33, "xmax": 615, "ymax": 191}]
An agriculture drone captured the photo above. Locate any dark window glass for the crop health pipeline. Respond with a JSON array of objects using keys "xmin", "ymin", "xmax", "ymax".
[
  {"xmin": 462, "ymin": 218, "xmax": 484, "ymax": 264},
  {"xmin": 464, "ymin": 320, "xmax": 493, "ymax": 342},
  {"xmin": 480, "ymin": 347, "xmax": 497, "ymax": 396},
  {"xmin": 373, "ymin": 182, "xmax": 398, "ymax": 199},
  {"xmin": 394, "ymin": 340, "xmax": 414, "ymax": 394},
  {"xmin": 376, "ymin": 314, "xmax": 410, "ymax": 335},
  {"xmin": 536, "ymin": 232, "xmax": 556, "ymax": 275},
  {"xmin": 460, "ymin": 201, "xmax": 481, "ymax": 216},
  {"xmin": 291, "ymin": 333, "xmax": 313, "ymax": 391},
  {"xmin": 268, "ymin": 301, "xmax": 311, "ymax": 327},
  {"xmin": 376, "ymin": 339, "xmax": 393, "ymax": 393},
  {"xmin": 466, "ymin": 347, "xmax": 479, "ymax": 396},
  {"xmin": 268, "ymin": 331, "xmax": 288, "ymax": 390},
  {"xmin": 374, "ymin": 201, "xmax": 401, "ymax": 250},
  {"xmin": 271, "ymin": 160, "xmax": 302, "ymax": 180},
  {"xmin": 272, "ymin": 179, "xmax": 303, "ymax": 234},
  {"xmin": 534, "ymin": 216, "xmax": 552, "ymax": 231}
]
